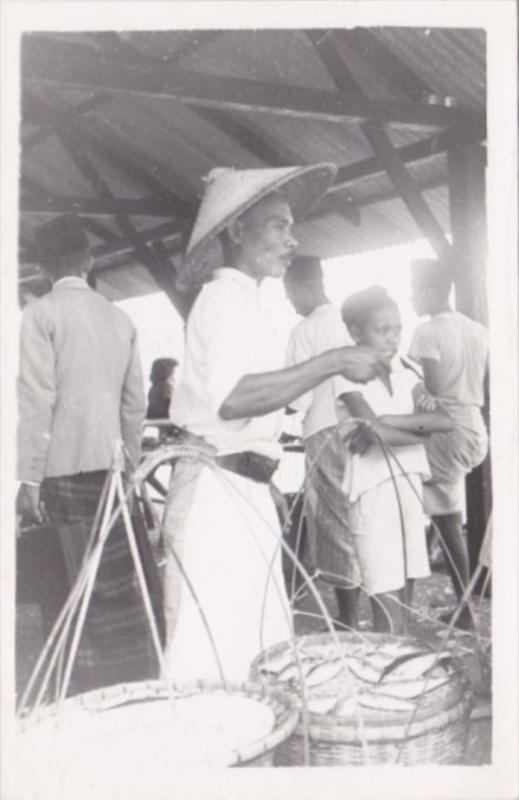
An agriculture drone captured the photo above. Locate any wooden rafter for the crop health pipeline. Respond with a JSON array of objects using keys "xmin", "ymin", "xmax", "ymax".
[
  {"xmin": 354, "ymin": 173, "xmax": 446, "ymax": 210},
  {"xmin": 360, "ymin": 122, "xmax": 451, "ymax": 257},
  {"xmin": 309, "ymin": 30, "xmax": 451, "ymax": 258},
  {"xmin": 331, "ymin": 131, "xmax": 468, "ymax": 193},
  {"xmin": 23, "ymin": 89, "xmax": 196, "ymax": 222},
  {"xmin": 57, "ymin": 122, "xmax": 190, "ymax": 316},
  {"xmin": 81, "ymin": 218, "xmax": 119, "ymax": 243},
  {"xmin": 22, "ymin": 93, "xmax": 112, "ymax": 152},
  {"xmin": 305, "ymin": 30, "xmax": 367, "ymax": 97},
  {"xmin": 22, "ymin": 35, "xmax": 483, "ymax": 132},
  {"xmin": 192, "ymin": 106, "xmax": 297, "ymax": 167},
  {"xmin": 331, "ymin": 28, "xmax": 433, "ymax": 101},
  {"xmin": 20, "ymin": 193, "xmax": 184, "ymax": 218}
]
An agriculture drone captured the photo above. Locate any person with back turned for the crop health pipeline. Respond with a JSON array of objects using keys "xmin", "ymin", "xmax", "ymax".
[
  {"xmin": 17, "ymin": 213, "xmax": 157, "ymax": 693},
  {"xmin": 283, "ymin": 256, "xmax": 362, "ymax": 630},
  {"xmin": 408, "ymin": 259, "xmax": 489, "ymax": 629}
]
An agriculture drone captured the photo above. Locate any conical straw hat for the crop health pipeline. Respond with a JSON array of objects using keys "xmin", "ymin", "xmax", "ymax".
[{"xmin": 177, "ymin": 163, "xmax": 337, "ymax": 290}]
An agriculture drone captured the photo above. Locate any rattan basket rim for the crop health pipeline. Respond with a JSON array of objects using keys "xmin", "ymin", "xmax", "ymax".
[
  {"xmin": 299, "ymin": 688, "xmax": 474, "ymax": 743},
  {"xmin": 19, "ymin": 678, "xmax": 300, "ymax": 766}
]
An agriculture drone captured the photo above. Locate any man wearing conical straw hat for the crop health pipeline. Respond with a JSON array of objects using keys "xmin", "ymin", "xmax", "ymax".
[{"xmin": 163, "ymin": 164, "xmax": 386, "ymax": 683}]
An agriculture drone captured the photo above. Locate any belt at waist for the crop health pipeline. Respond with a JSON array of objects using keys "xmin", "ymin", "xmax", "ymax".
[{"xmin": 215, "ymin": 451, "xmax": 279, "ymax": 484}]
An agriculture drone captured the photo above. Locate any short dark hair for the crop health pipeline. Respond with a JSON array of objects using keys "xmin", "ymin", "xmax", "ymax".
[
  {"xmin": 341, "ymin": 285, "xmax": 398, "ymax": 331},
  {"xmin": 150, "ymin": 358, "xmax": 178, "ymax": 382},
  {"xmin": 40, "ymin": 249, "xmax": 91, "ymax": 280},
  {"xmin": 283, "ymin": 255, "xmax": 323, "ymax": 287},
  {"xmin": 411, "ymin": 258, "xmax": 453, "ymax": 298}
]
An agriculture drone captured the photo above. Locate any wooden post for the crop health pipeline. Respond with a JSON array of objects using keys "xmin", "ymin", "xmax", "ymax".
[
  {"xmin": 448, "ymin": 140, "xmax": 491, "ymax": 589},
  {"xmin": 447, "ymin": 140, "xmax": 488, "ymax": 323}
]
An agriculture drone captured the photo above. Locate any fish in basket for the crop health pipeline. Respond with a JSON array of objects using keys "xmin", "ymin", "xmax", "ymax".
[
  {"xmin": 250, "ymin": 632, "xmax": 475, "ymax": 766},
  {"xmin": 15, "ymin": 680, "xmax": 300, "ymax": 798}
]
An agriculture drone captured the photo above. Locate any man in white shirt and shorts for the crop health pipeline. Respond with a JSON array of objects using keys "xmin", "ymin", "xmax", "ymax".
[{"xmin": 408, "ymin": 259, "xmax": 489, "ymax": 628}]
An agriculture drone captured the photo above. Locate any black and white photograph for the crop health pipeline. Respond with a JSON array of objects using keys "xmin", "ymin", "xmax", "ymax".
[{"xmin": 0, "ymin": 2, "xmax": 517, "ymax": 799}]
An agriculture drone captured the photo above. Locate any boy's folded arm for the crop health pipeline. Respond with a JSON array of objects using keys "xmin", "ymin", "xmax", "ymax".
[
  {"xmin": 337, "ymin": 392, "xmax": 427, "ymax": 449},
  {"xmin": 378, "ymin": 409, "xmax": 454, "ymax": 434}
]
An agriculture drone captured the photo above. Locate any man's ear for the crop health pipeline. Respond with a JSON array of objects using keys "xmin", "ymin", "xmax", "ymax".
[
  {"xmin": 349, "ymin": 323, "xmax": 363, "ymax": 344},
  {"xmin": 227, "ymin": 218, "xmax": 245, "ymax": 245}
]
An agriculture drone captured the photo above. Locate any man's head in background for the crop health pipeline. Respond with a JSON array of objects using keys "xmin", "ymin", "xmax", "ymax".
[
  {"xmin": 149, "ymin": 358, "xmax": 178, "ymax": 386},
  {"xmin": 283, "ymin": 255, "xmax": 327, "ymax": 318},
  {"xmin": 34, "ymin": 214, "xmax": 92, "ymax": 284},
  {"xmin": 410, "ymin": 258, "xmax": 453, "ymax": 317}
]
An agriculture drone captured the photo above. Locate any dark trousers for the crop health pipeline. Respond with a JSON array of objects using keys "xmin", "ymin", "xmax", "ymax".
[{"xmin": 17, "ymin": 471, "xmax": 163, "ymax": 696}]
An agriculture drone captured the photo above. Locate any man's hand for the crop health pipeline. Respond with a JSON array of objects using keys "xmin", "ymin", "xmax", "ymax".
[
  {"xmin": 413, "ymin": 382, "xmax": 437, "ymax": 412},
  {"xmin": 16, "ymin": 483, "xmax": 47, "ymax": 525},
  {"xmin": 344, "ymin": 420, "xmax": 376, "ymax": 455},
  {"xmin": 336, "ymin": 347, "xmax": 388, "ymax": 384}
]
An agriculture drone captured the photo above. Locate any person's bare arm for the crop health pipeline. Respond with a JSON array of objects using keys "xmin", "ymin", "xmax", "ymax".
[
  {"xmin": 419, "ymin": 357, "xmax": 445, "ymax": 397},
  {"xmin": 339, "ymin": 392, "xmax": 427, "ymax": 449},
  {"xmin": 378, "ymin": 409, "xmax": 454, "ymax": 434},
  {"xmin": 219, "ymin": 347, "xmax": 387, "ymax": 420}
]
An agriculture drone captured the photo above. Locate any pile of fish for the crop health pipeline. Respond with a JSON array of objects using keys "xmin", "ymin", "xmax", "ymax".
[{"xmin": 257, "ymin": 639, "xmax": 460, "ymax": 717}]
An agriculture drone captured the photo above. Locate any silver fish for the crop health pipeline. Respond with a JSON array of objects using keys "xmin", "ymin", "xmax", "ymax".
[
  {"xmin": 382, "ymin": 651, "xmax": 453, "ymax": 682},
  {"xmin": 376, "ymin": 675, "xmax": 450, "ymax": 699},
  {"xmin": 378, "ymin": 644, "xmax": 425, "ymax": 660},
  {"xmin": 344, "ymin": 658, "xmax": 381, "ymax": 684},
  {"xmin": 305, "ymin": 658, "xmax": 344, "ymax": 688}
]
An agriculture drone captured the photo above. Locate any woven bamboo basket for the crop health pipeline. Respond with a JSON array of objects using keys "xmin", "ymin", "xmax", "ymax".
[
  {"xmin": 250, "ymin": 632, "xmax": 474, "ymax": 766},
  {"xmin": 16, "ymin": 679, "xmax": 299, "ymax": 795}
]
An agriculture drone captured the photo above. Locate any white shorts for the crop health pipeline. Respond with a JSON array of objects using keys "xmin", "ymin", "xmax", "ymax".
[{"xmin": 349, "ymin": 475, "xmax": 430, "ymax": 595}]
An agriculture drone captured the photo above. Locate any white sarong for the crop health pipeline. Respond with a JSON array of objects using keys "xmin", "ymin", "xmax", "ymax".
[{"xmin": 162, "ymin": 460, "xmax": 292, "ymax": 683}]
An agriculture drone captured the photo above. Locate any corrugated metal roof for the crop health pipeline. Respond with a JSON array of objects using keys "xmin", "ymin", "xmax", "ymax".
[
  {"xmin": 18, "ymin": 27, "xmax": 486, "ymax": 300},
  {"xmin": 372, "ymin": 28, "xmax": 486, "ymax": 109}
]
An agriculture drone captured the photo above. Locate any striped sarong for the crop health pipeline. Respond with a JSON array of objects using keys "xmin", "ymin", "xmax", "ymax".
[
  {"xmin": 41, "ymin": 471, "xmax": 158, "ymax": 693},
  {"xmin": 304, "ymin": 426, "xmax": 361, "ymax": 589}
]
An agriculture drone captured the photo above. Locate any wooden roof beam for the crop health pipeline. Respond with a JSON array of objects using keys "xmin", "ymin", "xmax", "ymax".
[
  {"xmin": 192, "ymin": 107, "xmax": 299, "ymax": 167},
  {"xmin": 361, "ymin": 121, "xmax": 451, "ymax": 258},
  {"xmin": 305, "ymin": 30, "xmax": 367, "ymax": 98},
  {"xmin": 23, "ymin": 89, "xmax": 196, "ymax": 222},
  {"xmin": 21, "ymin": 192, "xmax": 183, "ymax": 218},
  {"xmin": 329, "ymin": 28, "xmax": 433, "ymax": 101},
  {"xmin": 19, "ymin": 221, "xmax": 183, "ymax": 268},
  {"xmin": 331, "ymin": 131, "xmax": 468, "ymax": 193},
  {"xmin": 22, "ymin": 36, "xmax": 484, "ymax": 132},
  {"xmin": 308, "ymin": 27, "xmax": 451, "ymax": 259},
  {"xmin": 22, "ymin": 92, "xmax": 112, "ymax": 151},
  {"xmin": 81, "ymin": 218, "xmax": 119, "ymax": 243}
]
